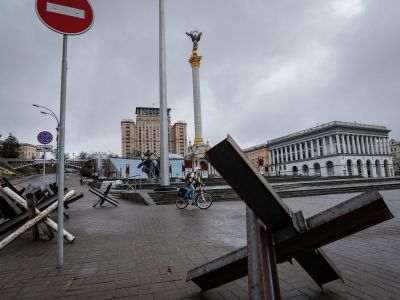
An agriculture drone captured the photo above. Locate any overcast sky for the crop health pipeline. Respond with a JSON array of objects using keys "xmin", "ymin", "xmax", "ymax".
[{"xmin": 1, "ymin": 0, "xmax": 399, "ymax": 156}]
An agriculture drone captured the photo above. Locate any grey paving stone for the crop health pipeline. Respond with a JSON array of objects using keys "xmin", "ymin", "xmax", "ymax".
[{"xmin": 0, "ymin": 175, "xmax": 399, "ymax": 299}]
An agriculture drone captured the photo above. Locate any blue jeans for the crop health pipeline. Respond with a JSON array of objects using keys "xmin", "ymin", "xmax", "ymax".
[{"xmin": 184, "ymin": 183, "xmax": 195, "ymax": 199}]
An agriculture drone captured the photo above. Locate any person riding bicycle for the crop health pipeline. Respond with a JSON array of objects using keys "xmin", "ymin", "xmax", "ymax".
[{"xmin": 184, "ymin": 167, "xmax": 202, "ymax": 200}]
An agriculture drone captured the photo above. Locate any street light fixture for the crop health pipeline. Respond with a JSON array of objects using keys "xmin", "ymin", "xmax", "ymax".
[{"xmin": 33, "ymin": 104, "xmax": 61, "ymax": 185}]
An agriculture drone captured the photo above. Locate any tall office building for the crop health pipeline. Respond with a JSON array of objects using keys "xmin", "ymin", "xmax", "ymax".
[
  {"xmin": 170, "ymin": 121, "xmax": 188, "ymax": 157},
  {"xmin": 121, "ymin": 107, "xmax": 187, "ymax": 158}
]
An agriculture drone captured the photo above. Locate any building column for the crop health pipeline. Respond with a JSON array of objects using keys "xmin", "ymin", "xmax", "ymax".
[
  {"xmin": 382, "ymin": 138, "xmax": 387, "ymax": 154},
  {"xmin": 361, "ymin": 136, "xmax": 366, "ymax": 154},
  {"xmin": 294, "ymin": 144, "xmax": 298, "ymax": 160},
  {"xmin": 329, "ymin": 135, "xmax": 334, "ymax": 154},
  {"xmin": 284, "ymin": 146, "xmax": 288, "ymax": 162},
  {"xmin": 277, "ymin": 149, "xmax": 280, "ymax": 164},
  {"xmin": 369, "ymin": 136, "xmax": 375, "ymax": 154},
  {"xmin": 289, "ymin": 145, "xmax": 293, "ymax": 162},
  {"xmin": 336, "ymin": 134, "xmax": 341, "ymax": 154},
  {"xmin": 322, "ymin": 137, "xmax": 327, "ymax": 156},
  {"xmin": 346, "ymin": 134, "xmax": 351, "ymax": 154},
  {"xmin": 383, "ymin": 138, "xmax": 390, "ymax": 154},
  {"xmin": 316, "ymin": 139, "xmax": 321, "ymax": 156},
  {"xmin": 345, "ymin": 134, "xmax": 350, "ymax": 154},
  {"xmin": 310, "ymin": 140, "xmax": 314, "ymax": 158},
  {"xmin": 299, "ymin": 143, "xmax": 304, "ymax": 160},
  {"xmin": 365, "ymin": 136, "xmax": 370, "ymax": 154},
  {"xmin": 356, "ymin": 135, "xmax": 361, "ymax": 154},
  {"xmin": 378, "ymin": 137, "xmax": 382, "ymax": 154},
  {"xmin": 305, "ymin": 142, "xmax": 309, "ymax": 159},
  {"xmin": 386, "ymin": 138, "xmax": 391, "ymax": 154},
  {"xmin": 379, "ymin": 137, "xmax": 383, "ymax": 154},
  {"xmin": 351, "ymin": 135, "xmax": 356, "ymax": 153},
  {"xmin": 341, "ymin": 134, "xmax": 347, "ymax": 154},
  {"xmin": 268, "ymin": 150, "xmax": 274, "ymax": 166}
]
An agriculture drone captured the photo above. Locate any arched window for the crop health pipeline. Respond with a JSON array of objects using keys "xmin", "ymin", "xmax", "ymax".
[
  {"xmin": 326, "ymin": 161, "xmax": 334, "ymax": 176},
  {"xmin": 366, "ymin": 160, "xmax": 372, "ymax": 178},
  {"xmin": 384, "ymin": 160, "xmax": 389, "ymax": 177},
  {"xmin": 302, "ymin": 164, "xmax": 309, "ymax": 176},
  {"xmin": 292, "ymin": 166, "xmax": 298, "ymax": 175},
  {"xmin": 346, "ymin": 159, "xmax": 353, "ymax": 176},
  {"xmin": 314, "ymin": 163, "xmax": 321, "ymax": 176}
]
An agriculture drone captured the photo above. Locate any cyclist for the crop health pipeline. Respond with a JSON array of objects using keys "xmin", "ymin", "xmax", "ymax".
[{"xmin": 184, "ymin": 167, "xmax": 202, "ymax": 201}]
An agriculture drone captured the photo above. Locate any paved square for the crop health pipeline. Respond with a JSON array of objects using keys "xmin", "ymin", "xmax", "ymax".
[{"xmin": 0, "ymin": 176, "xmax": 399, "ymax": 299}]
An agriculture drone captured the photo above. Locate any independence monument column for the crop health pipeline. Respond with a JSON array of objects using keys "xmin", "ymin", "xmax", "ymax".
[{"xmin": 187, "ymin": 30, "xmax": 204, "ymax": 145}]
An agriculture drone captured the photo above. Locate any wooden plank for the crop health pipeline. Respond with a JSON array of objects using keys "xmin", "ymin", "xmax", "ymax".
[
  {"xmin": 0, "ymin": 190, "xmax": 75, "ymax": 250},
  {"xmin": 0, "ymin": 191, "xmax": 83, "ymax": 237},
  {"xmin": 3, "ymin": 187, "xmax": 75, "ymax": 242},
  {"xmin": 26, "ymin": 194, "xmax": 39, "ymax": 240},
  {"xmin": 205, "ymin": 135, "xmax": 292, "ymax": 231}
]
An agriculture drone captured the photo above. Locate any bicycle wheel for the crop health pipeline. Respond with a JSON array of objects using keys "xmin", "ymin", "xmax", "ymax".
[
  {"xmin": 176, "ymin": 197, "xmax": 189, "ymax": 209},
  {"xmin": 196, "ymin": 192, "xmax": 213, "ymax": 209}
]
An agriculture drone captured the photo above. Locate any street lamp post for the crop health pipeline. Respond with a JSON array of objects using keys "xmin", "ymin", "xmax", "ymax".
[{"xmin": 33, "ymin": 104, "xmax": 60, "ymax": 185}]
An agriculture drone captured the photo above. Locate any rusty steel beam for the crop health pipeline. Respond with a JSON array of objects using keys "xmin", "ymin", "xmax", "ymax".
[
  {"xmin": 247, "ymin": 207, "xmax": 281, "ymax": 299},
  {"xmin": 186, "ymin": 246, "xmax": 342, "ymax": 291},
  {"xmin": 186, "ymin": 247, "xmax": 247, "ymax": 291},
  {"xmin": 187, "ymin": 136, "xmax": 395, "ymax": 293},
  {"xmin": 186, "ymin": 190, "xmax": 392, "ymax": 290},
  {"xmin": 294, "ymin": 248, "xmax": 343, "ymax": 287},
  {"xmin": 275, "ymin": 190, "xmax": 394, "ymax": 261},
  {"xmin": 205, "ymin": 135, "xmax": 293, "ymax": 231}
]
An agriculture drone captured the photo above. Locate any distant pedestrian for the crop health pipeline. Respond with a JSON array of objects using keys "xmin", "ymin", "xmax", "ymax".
[{"xmin": 80, "ymin": 177, "xmax": 84, "ymax": 186}]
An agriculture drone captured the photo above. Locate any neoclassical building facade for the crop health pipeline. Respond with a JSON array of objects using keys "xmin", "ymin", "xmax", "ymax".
[{"xmin": 268, "ymin": 121, "xmax": 394, "ymax": 178}]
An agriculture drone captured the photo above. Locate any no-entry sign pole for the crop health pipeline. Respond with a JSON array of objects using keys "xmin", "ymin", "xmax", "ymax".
[
  {"xmin": 36, "ymin": 0, "xmax": 94, "ymax": 268},
  {"xmin": 57, "ymin": 34, "xmax": 68, "ymax": 268}
]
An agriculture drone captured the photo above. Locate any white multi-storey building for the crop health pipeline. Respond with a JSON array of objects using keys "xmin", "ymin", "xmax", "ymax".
[{"xmin": 268, "ymin": 121, "xmax": 394, "ymax": 178}]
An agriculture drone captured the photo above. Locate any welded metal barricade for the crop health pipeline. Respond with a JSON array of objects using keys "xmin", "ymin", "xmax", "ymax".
[
  {"xmin": 186, "ymin": 135, "xmax": 394, "ymax": 299},
  {"xmin": 89, "ymin": 183, "xmax": 119, "ymax": 208}
]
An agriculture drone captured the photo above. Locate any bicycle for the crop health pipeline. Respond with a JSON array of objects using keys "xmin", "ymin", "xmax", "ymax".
[{"xmin": 176, "ymin": 183, "xmax": 213, "ymax": 209}]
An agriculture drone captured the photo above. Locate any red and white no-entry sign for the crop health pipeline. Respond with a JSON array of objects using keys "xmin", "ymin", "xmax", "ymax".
[{"xmin": 36, "ymin": 0, "xmax": 94, "ymax": 35}]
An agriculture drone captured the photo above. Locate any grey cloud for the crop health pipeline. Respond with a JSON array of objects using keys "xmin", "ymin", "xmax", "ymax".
[{"xmin": 0, "ymin": 0, "xmax": 399, "ymax": 155}]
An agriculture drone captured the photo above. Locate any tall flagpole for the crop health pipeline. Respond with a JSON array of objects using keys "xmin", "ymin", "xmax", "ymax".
[
  {"xmin": 57, "ymin": 34, "xmax": 68, "ymax": 268},
  {"xmin": 159, "ymin": 0, "xmax": 170, "ymax": 187}
]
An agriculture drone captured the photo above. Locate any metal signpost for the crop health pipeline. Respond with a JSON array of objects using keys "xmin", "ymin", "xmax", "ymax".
[
  {"xmin": 37, "ymin": 131, "xmax": 53, "ymax": 185},
  {"xmin": 36, "ymin": 0, "xmax": 94, "ymax": 268}
]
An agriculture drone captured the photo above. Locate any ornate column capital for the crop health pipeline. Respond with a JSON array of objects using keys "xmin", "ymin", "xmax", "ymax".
[{"xmin": 189, "ymin": 52, "xmax": 202, "ymax": 68}]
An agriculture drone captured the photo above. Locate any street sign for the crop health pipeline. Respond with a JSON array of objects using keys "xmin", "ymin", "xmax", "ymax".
[
  {"xmin": 37, "ymin": 131, "xmax": 53, "ymax": 145},
  {"xmin": 36, "ymin": 0, "xmax": 94, "ymax": 35},
  {"xmin": 36, "ymin": 145, "xmax": 53, "ymax": 152}
]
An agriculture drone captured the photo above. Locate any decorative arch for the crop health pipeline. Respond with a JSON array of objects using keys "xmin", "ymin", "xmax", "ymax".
[
  {"xmin": 346, "ymin": 159, "xmax": 353, "ymax": 176},
  {"xmin": 326, "ymin": 161, "xmax": 334, "ymax": 176},
  {"xmin": 292, "ymin": 166, "xmax": 298, "ymax": 176},
  {"xmin": 200, "ymin": 160, "xmax": 208, "ymax": 170},
  {"xmin": 302, "ymin": 164, "xmax": 309, "ymax": 176},
  {"xmin": 384, "ymin": 160, "xmax": 389, "ymax": 177},
  {"xmin": 313, "ymin": 163, "xmax": 321, "ymax": 176}
]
